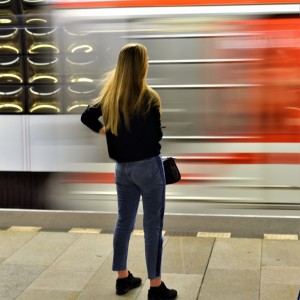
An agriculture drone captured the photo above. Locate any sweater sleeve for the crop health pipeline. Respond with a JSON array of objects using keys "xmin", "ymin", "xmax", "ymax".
[
  {"xmin": 81, "ymin": 104, "xmax": 103, "ymax": 133},
  {"xmin": 146, "ymin": 106, "xmax": 163, "ymax": 143}
]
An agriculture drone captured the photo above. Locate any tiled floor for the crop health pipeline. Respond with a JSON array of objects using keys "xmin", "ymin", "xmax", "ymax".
[{"xmin": 0, "ymin": 228, "xmax": 299, "ymax": 300}]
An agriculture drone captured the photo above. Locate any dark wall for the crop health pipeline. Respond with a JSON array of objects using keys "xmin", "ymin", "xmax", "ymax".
[{"xmin": 0, "ymin": 172, "xmax": 50, "ymax": 209}]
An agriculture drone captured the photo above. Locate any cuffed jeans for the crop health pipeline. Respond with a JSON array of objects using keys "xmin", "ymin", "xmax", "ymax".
[{"xmin": 112, "ymin": 155, "xmax": 166, "ymax": 280}]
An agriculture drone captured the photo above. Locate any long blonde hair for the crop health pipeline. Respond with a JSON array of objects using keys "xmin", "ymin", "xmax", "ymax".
[{"xmin": 94, "ymin": 43, "xmax": 161, "ymax": 135}]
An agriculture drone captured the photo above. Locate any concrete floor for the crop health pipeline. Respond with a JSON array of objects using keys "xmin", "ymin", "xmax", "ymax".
[{"xmin": 0, "ymin": 226, "xmax": 299, "ymax": 300}]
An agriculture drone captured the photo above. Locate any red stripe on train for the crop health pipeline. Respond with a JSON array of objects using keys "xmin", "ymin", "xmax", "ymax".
[
  {"xmin": 177, "ymin": 153, "xmax": 300, "ymax": 164},
  {"xmin": 63, "ymin": 172, "xmax": 115, "ymax": 184},
  {"xmin": 207, "ymin": 135, "xmax": 300, "ymax": 143},
  {"xmin": 53, "ymin": 0, "xmax": 300, "ymax": 9}
]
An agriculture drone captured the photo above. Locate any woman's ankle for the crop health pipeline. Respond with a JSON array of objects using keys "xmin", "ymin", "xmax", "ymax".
[
  {"xmin": 118, "ymin": 270, "xmax": 129, "ymax": 279},
  {"xmin": 150, "ymin": 277, "xmax": 161, "ymax": 287}
]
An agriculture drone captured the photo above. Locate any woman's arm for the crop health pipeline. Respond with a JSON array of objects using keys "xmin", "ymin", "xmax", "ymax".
[
  {"xmin": 147, "ymin": 106, "xmax": 163, "ymax": 143},
  {"xmin": 81, "ymin": 105, "xmax": 105, "ymax": 134}
]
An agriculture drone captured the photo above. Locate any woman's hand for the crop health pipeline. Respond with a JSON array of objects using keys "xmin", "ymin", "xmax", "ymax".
[{"xmin": 99, "ymin": 126, "xmax": 106, "ymax": 135}]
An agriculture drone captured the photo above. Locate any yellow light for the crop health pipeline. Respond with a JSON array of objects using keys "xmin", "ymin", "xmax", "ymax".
[
  {"xmin": 29, "ymin": 105, "xmax": 60, "ymax": 113},
  {"xmin": 29, "ymin": 86, "xmax": 61, "ymax": 96},
  {"xmin": 0, "ymin": 19, "xmax": 12, "ymax": 24},
  {"xmin": 0, "ymin": 104, "xmax": 23, "ymax": 112},
  {"xmin": 0, "ymin": 45, "xmax": 19, "ymax": 54},
  {"xmin": 70, "ymin": 78, "xmax": 94, "ymax": 83},
  {"xmin": 71, "ymin": 45, "xmax": 93, "ymax": 53},
  {"xmin": 26, "ymin": 18, "xmax": 47, "ymax": 24},
  {"xmin": 29, "ymin": 75, "xmax": 58, "ymax": 83},
  {"xmin": 29, "ymin": 44, "xmax": 59, "ymax": 54},
  {"xmin": 27, "ymin": 57, "xmax": 58, "ymax": 66},
  {"xmin": 0, "ymin": 87, "xmax": 22, "ymax": 96},
  {"xmin": 0, "ymin": 28, "xmax": 18, "ymax": 38},
  {"xmin": 0, "ymin": 0, "xmax": 11, "ymax": 5},
  {"xmin": 67, "ymin": 104, "xmax": 89, "ymax": 112},
  {"xmin": 0, "ymin": 74, "xmax": 22, "ymax": 83},
  {"xmin": 23, "ymin": 0, "xmax": 45, "ymax": 3},
  {"xmin": 25, "ymin": 27, "xmax": 57, "ymax": 36},
  {"xmin": 0, "ymin": 57, "xmax": 20, "ymax": 66}
]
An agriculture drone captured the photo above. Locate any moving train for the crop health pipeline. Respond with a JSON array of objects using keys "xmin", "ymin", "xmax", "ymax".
[{"xmin": 0, "ymin": 0, "xmax": 299, "ymax": 216}]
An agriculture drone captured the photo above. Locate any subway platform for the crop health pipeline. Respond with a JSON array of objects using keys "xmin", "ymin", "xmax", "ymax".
[{"xmin": 1, "ymin": 222, "xmax": 300, "ymax": 300}]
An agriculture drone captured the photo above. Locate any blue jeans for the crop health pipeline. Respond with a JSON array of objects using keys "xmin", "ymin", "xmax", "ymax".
[{"xmin": 112, "ymin": 155, "xmax": 166, "ymax": 279}]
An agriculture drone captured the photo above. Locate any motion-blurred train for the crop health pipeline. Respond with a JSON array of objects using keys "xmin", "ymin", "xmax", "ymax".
[{"xmin": 0, "ymin": 0, "xmax": 299, "ymax": 216}]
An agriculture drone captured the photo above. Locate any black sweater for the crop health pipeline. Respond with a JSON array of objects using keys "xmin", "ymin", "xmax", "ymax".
[{"xmin": 81, "ymin": 104, "xmax": 163, "ymax": 162}]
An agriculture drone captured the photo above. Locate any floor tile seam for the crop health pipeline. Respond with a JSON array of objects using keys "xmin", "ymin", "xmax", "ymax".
[
  {"xmin": 52, "ymin": 234, "xmax": 114, "ymax": 260},
  {"xmin": 39, "ymin": 233, "xmax": 84, "ymax": 271},
  {"xmin": 133, "ymin": 281, "xmax": 145, "ymax": 300},
  {"xmin": 10, "ymin": 264, "xmax": 49, "ymax": 300},
  {"xmin": 76, "ymin": 247, "xmax": 114, "ymax": 295},
  {"xmin": 1, "ymin": 262, "xmax": 50, "ymax": 270},
  {"xmin": 51, "ymin": 237, "xmax": 113, "ymax": 279},
  {"xmin": 2, "ymin": 234, "xmax": 84, "ymax": 268},
  {"xmin": 179, "ymin": 237, "xmax": 186, "ymax": 274},
  {"xmin": 78, "ymin": 271, "xmax": 144, "ymax": 300},
  {"xmin": 260, "ymin": 283, "xmax": 300, "ymax": 288},
  {"xmin": 134, "ymin": 273, "xmax": 204, "ymax": 300},
  {"xmin": 41, "ymin": 262, "xmax": 112, "ymax": 274},
  {"xmin": 24, "ymin": 268, "xmax": 101, "ymax": 293},
  {"xmin": 21, "ymin": 233, "xmax": 83, "ymax": 291},
  {"xmin": 261, "ymin": 265, "xmax": 300, "ymax": 270},
  {"xmin": 1, "ymin": 231, "xmax": 39, "ymax": 265},
  {"xmin": 196, "ymin": 237, "xmax": 216, "ymax": 299},
  {"xmin": 204, "ymin": 267, "xmax": 262, "ymax": 272},
  {"xmin": 260, "ymin": 282, "xmax": 300, "ymax": 292},
  {"xmin": 15, "ymin": 288, "xmax": 82, "ymax": 299},
  {"xmin": 258, "ymin": 234, "xmax": 263, "ymax": 300}
]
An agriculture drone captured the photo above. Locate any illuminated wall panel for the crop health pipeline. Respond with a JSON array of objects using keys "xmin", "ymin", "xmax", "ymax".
[{"xmin": 0, "ymin": 0, "xmax": 59, "ymax": 114}]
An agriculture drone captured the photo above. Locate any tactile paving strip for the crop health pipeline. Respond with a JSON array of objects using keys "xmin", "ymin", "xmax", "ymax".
[{"xmin": 1, "ymin": 226, "xmax": 298, "ymax": 239}]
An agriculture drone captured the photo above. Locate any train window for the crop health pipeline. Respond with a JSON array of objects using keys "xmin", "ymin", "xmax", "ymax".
[
  {"xmin": 0, "ymin": 85, "xmax": 24, "ymax": 113},
  {"xmin": 0, "ymin": 0, "xmax": 57, "ymax": 114},
  {"xmin": 28, "ymin": 85, "xmax": 62, "ymax": 113}
]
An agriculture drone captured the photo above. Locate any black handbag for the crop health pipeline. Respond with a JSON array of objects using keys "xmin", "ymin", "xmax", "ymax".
[{"xmin": 163, "ymin": 157, "xmax": 181, "ymax": 184}]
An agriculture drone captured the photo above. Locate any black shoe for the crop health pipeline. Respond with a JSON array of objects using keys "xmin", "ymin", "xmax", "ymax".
[
  {"xmin": 148, "ymin": 281, "xmax": 177, "ymax": 300},
  {"xmin": 116, "ymin": 271, "xmax": 142, "ymax": 295}
]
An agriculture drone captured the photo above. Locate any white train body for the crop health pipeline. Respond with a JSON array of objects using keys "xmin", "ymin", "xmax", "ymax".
[{"xmin": 0, "ymin": 1, "xmax": 299, "ymax": 215}]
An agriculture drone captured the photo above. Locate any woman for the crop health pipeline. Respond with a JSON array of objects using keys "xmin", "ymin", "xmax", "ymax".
[{"xmin": 81, "ymin": 43, "xmax": 177, "ymax": 300}]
